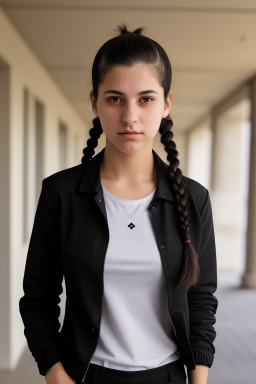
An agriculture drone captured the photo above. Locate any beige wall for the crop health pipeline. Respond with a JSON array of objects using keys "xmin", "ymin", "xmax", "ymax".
[
  {"xmin": 0, "ymin": 8, "xmax": 87, "ymax": 369},
  {"xmin": 0, "ymin": 62, "xmax": 10, "ymax": 369}
]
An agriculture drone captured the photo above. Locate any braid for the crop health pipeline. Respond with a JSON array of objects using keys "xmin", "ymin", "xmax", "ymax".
[
  {"xmin": 159, "ymin": 115, "xmax": 199, "ymax": 291},
  {"xmin": 81, "ymin": 117, "xmax": 103, "ymax": 164}
]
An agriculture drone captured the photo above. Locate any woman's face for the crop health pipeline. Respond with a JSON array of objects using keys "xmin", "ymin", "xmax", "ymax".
[{"xmin": 90, "ymin": 62, "xmax": 172, "ymax": 155}]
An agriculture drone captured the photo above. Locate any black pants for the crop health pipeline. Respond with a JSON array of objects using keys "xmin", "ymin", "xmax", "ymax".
[{"xmin": 78, "ymin": 359, "xmax": 187, "ymax": 384}]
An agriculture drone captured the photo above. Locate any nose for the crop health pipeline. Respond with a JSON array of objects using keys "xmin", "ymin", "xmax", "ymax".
[{"xmin": 121, "ymin": 101, "xmax": 138, "ymax": 126}]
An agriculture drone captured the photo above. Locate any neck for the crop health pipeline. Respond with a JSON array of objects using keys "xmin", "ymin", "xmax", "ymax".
[{"xmin": 100, "ymin": 143, "xmax": 156, "ymax": 185}]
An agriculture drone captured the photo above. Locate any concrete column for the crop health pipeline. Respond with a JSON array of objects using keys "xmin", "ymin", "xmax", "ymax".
[
  {"xmin": 210, "ymin": 114, "xmax": 246, "ymax": 271},
  {"xmin": 242, "ymin": 78, "xmax": 256, "ymax": 289},
  {"xmin": 187, "ymin": 120, "xmax": 212, "ymax": 189}
]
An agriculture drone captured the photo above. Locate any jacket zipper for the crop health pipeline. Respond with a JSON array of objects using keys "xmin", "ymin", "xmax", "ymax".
[{"xmin": 81, "ymin": 238, "xmax": 108, "ymax": 382}]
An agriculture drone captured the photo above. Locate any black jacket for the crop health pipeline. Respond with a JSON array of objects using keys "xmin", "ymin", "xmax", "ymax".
[{"xmin": 19, "ymin": 147, "xmax": 218, "ymax": 382}]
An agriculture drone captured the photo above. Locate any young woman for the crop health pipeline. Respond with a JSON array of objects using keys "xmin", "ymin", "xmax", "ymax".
[{"xmin": 19, "ymin": 24, "xmax": 218, "ymax": 384}]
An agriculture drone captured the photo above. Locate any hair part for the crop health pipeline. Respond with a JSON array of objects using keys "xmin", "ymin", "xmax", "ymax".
[{"xmin": 82, "ymin": 23, "xmax": 199, "ymax": 291}]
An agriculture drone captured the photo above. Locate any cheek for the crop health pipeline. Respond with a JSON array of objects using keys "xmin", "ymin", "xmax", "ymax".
[
  {"xmin": 98, "ymin": 106, "xmax": 119, "ymax": 123},
  {"xmin": 144, "ymin": 109, "xmax": 163, "ymax": 134},
  {"xmin": 97, "ymin": 108, "xmax": 121, "ymax": 136}
]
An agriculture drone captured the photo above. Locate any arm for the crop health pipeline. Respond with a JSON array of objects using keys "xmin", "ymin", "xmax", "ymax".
[
  {"xmin": 188, "ymin": 364, "xmax": 209, "ymax": 384},
  {"xmin": 19, "ymin": 179, "xmax": 63, "ymax": 376},
  {"xmin": 45, "ymin": 362, "xmax": 76, "ymax": 384},
  {"xmin": 188, "ymin": 189, "xmax": 218, "ymax": 371}
]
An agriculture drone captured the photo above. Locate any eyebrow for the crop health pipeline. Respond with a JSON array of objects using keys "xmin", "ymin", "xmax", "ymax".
[{"xmin": 103, "ymin": 89, "xmax": 158, "ymax": 95}]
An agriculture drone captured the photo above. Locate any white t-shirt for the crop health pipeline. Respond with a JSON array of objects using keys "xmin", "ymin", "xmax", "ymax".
[{"xmin": 90, "ymin": 185, "xmax": 179, "ymax": 370}]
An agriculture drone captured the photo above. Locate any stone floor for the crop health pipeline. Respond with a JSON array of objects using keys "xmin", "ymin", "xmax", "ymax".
[{"xmin": 1, "ymin": 271, "xmax": 255, "ymax": 384}]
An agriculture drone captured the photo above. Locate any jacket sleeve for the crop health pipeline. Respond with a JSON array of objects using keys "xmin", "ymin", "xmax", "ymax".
[
  {"xmin": 187, "ymin": 188, "xmax": 218, "ymax": 367},
  {"xmin": 19, "ymin": 178, "xmax": 63, "ymax": 376}
]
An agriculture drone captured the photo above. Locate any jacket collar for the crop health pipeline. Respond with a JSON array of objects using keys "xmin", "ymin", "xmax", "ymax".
[{"xmin": 77, "ymin": 147, "xmax": 175, "ymax": 203}]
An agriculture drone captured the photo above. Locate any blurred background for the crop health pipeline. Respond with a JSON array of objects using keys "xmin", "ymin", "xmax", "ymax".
[{"xmin": 0, "ymin": 1, "xmax": 256, "ymax": 383}]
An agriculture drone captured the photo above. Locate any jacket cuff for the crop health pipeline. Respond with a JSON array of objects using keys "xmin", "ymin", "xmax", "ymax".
[
  {"xmin": 191, "ymin": 344, "xmax": 215, "ymax": 368},
  {"xmin": 35, "ymin": 345, "xmax": 62, "ymax": 376}
]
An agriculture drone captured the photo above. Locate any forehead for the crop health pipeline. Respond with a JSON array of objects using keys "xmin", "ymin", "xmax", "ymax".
[{"xmin": 99, "ymin": 62, "xmax": 162, "ymax": 92}]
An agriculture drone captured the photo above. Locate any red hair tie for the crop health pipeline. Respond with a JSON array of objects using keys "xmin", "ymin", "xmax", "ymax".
[{"xmin": 185, "ymin": 239, "xmax": 191, "ymax": 243}]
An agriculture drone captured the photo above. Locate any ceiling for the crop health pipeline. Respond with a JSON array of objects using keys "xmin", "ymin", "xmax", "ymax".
[{"xmin": 1, "ymin": 0, "xmax": 256, "ymax": 131}]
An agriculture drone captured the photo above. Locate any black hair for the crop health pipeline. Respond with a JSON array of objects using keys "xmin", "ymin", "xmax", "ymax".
[{"xmin": 81, "ymin": 23, "xmax": 199, "ymax": 291}]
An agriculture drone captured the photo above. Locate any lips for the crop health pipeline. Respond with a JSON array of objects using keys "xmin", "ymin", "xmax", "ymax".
[
  {"xmin": 119, "ymin": 131, "xmax": 142, "ymax": 139},
  {"xmin": 119, "ymin": 131, "xmax": 141, "ymax": 134}
]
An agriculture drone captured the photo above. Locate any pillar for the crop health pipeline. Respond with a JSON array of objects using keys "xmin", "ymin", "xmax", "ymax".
[{"xmin": 242, "ymin": 77, "xmax": 256, "ymax": 289}]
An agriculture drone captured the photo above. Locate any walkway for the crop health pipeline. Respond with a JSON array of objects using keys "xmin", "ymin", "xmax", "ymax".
[{"xmin": 208, "ymin": 271, "xmax": 256, "ymax": 384}]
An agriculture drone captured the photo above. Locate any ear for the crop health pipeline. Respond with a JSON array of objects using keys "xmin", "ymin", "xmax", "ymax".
[
  {"xmin": 162, "ymin": 92, "xmax": 172, "ymax": 118},
  {"xmin": 90, "ymin": 91, "xmax": 98, "ymax": 117}
]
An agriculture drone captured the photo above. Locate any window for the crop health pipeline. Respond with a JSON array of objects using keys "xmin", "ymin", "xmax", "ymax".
[
  {"xmin": 59, "ymin": 121, "xmax": 67, "ymax": 170},
  {"xmin": 23, "ymin": 89, "xmax": 45, "ymax": 242}
]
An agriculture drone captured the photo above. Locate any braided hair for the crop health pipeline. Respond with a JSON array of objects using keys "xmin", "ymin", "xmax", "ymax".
[{"xmin": 81, "ymin": 23, "xmax": 199, "ymax": 291}]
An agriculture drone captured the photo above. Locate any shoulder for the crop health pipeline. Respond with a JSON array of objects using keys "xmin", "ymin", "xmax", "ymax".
[
  {"xmin": 184, "ymin": 176, "xmax": 209, "ymax": 212},
  {"xmin": 42, "ymin": 164, "xmax": 85, "ymax": 196}
]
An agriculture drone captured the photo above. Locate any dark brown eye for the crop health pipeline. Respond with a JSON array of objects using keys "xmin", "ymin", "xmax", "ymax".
[
  {"xmin": 141, "ymin": 97, "xmax": 153, "ymax": 103},
  {"xmin": 109, "ymin": 96, "xmax": 122, "ymax": 103}
]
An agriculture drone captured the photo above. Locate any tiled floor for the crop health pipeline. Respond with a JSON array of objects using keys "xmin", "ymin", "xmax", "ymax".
[{"xmin": 1, "ymin": 271, "xmax": 255, "ymax": 384}]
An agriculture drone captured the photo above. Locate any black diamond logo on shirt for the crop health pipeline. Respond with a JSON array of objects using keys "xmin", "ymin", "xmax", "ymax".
[{"xmin": 128, "ymin": 222, "xmax": 135, "ymax": 230}]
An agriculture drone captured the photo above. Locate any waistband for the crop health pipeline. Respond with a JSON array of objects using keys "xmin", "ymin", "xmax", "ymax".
[{"xmin": 85, "ymin": 359, "xmax": 184, "ymax": 384}]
